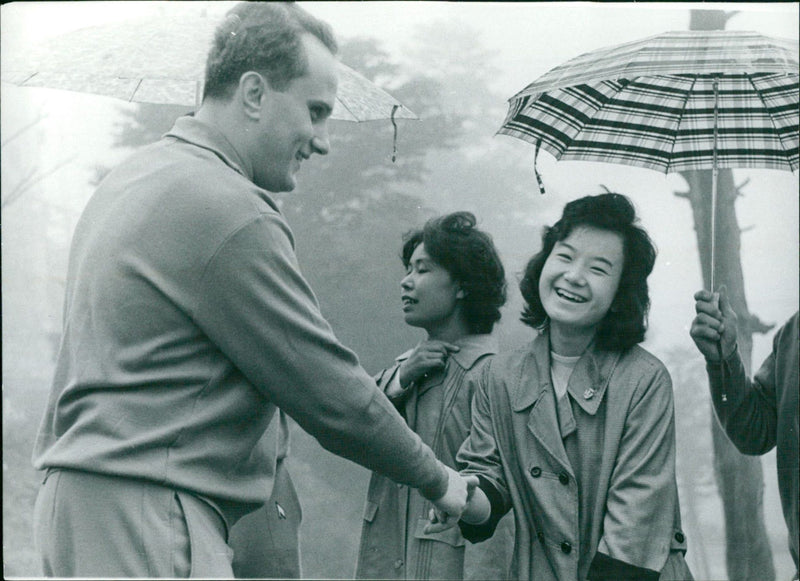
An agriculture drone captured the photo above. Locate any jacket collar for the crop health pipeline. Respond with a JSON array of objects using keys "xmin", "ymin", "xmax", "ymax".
[
  {"xmin": 512, "ymin": 329, "xmax": 621, "ymax": 415},
  {"xmin": 165, "ymin": 115, "xmax": 254, "ymax": 182},
  {"xmin": 395, "ymin": 334, "xmax": 498, "ymax": 371}
]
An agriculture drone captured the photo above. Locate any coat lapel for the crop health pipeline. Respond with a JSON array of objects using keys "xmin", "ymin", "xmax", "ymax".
[
  {"xmin": 512, "ymin": 335, "xmax": 573, "ymax": 474},
  {"xmin": 566, "ymin": 344, "xmax": 621, "ymax": 416}
]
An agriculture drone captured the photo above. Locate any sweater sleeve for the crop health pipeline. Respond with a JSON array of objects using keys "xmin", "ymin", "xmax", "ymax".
[
  {"xmin": 456, "ymin": 361, "xmax": 512, "ymax": 542},
  {"xmin": 706, "ymin": 337, "xmax": 781, "ymax": 456},
  {"xmin": 194, "ymin": 212, "xmax": 447, "ymax": 501},
  {"xmin": 587, "ymin": 552, "xmax": 659, "ymax": 581}
]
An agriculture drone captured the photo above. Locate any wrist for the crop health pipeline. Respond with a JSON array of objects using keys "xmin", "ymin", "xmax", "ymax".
[
  {"xmin": 461, "ymin": 486, "xmax": 491, "ymax": 525},
  {"xmin": 721, "ymin": 341, "xmax": 737, "ymax": 360},
  {"xmin": 461, "ymin": 503, "xmax": 490, "ymax": 525}
]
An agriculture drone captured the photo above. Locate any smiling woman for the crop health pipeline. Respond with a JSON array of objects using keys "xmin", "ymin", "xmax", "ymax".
[{"xmin": 454, "ymin": 193, "xmax": 692, "ymax": 581}]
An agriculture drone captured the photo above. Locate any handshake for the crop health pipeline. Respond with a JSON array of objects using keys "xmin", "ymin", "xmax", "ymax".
[{"xmin": 425, "ymin": 466, "xmax": 491, "ymax": 534}]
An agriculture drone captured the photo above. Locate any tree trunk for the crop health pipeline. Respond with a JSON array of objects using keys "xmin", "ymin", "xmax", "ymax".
[{"xmin": 679, "ymin": 14, "xmax": 775, "ymax": 580}]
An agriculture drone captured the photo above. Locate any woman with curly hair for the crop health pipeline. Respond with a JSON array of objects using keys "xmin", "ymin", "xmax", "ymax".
[
  {"xmin": 356, "ymin": 211, "xmax": 513, "ymax": 580},
  {"xmin": 433, "ymin": 193, "xmax": 693, "ymax": 581}
]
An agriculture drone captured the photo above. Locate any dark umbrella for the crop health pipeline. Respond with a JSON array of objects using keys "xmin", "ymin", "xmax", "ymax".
[{"xmin": 498, "ymin": 30, "xmax": 798, "ymax": 290}]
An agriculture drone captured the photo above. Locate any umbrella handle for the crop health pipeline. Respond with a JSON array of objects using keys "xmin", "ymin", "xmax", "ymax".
[
  {"xmin": 391, "ymin": 105, "xmax": 399, "ymax": 163},
  {"xmin": 534, "ymin": 139, "xmax": 546, "ymax": 195}
]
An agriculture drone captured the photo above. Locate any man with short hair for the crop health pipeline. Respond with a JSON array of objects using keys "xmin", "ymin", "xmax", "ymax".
[{"xmin": 32, "ymin": 3, "xmax": 467, "ymax": 577}]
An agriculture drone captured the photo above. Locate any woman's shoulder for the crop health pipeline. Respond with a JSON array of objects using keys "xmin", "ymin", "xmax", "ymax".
[
  {"xmin": 488, "ymin": 341, "xmax": 536, "ymax": 369},
  {"xmin": 613, "ymin": 345, "xmax": 673, "ymax": 401}
]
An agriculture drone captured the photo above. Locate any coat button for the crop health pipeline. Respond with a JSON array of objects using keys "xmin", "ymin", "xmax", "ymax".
[
  {"xmin": 675, "ymin": 532, "xmax": 685, "ymax": 543},
  {"xmin": 537, "ymin": 532, "xmax": 545, "ymax": 543},
  {"xmin": 560, "ymin": 541, "xmax": 572, "ymax": 554},
  {"xmin": 558, "ymin": 472, "xmax": 569, "ymax": 485},
  {"xmin": 394, "ymin": 559, "xmax": 403, "ymax": 569},
  {"xmin": 530, "ymin": 466, "xmax": 542, "ymax": 478}
]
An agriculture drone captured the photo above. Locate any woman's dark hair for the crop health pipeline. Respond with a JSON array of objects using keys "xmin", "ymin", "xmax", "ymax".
[
  {"xmin": 203, "ymin": 2, "xmax": 338, "ymax": 101},
  {"xmin": 402, "ymin": 212, "xmax": 507, "ymax": 335},
  {"xmin": 519, "ymin": 193, "xmax": 656, "ymax": 351}
]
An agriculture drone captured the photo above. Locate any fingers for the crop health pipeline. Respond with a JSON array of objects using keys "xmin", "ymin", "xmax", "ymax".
[
  {"xmin": 431, "ymin": 465, "xmax": 468, "ymax": 519},
  {"xmin": 419, "ymin": 340, "xmax": 460, "ymax": 355},
  {"xmin": 691, "ymin": 287, "xmax": 739, "ymax": 361},
  {"xmin": 442, "ymin": 342, "xmax": 461, "ymax": 354},
  {"xmin": 693, "ymin": 311, "xmax": 723, "ymax": 334},
  {"xmin": 464, "ymin": 474, "xmax": 480, "ymax": 496},
  {"xmin": 408, "ymin": 341, "xmax": 460, "ymax": 378},
  {"xmin": 693, "ymin": 289, "xmax": 715, "ymax": 302},
  {"xmin": 424, "ymin": 508, "xmax": 457, "ymax": 534},
  {"xmin": 718, "ymin": 285, "xmax": 734, "ymax": 318},
  {"xmin": 424, "ymin": 519, "xmax": 456, "ymax": 533},
  {"xmin": 694, "ymin": 294, "xmax": 722, "ymax": 319}
]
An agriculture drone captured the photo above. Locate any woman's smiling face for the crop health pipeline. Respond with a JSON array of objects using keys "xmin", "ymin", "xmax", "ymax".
[{"xmin": 539, "ymin": 225, "xmax": 624, "ymax": 344}]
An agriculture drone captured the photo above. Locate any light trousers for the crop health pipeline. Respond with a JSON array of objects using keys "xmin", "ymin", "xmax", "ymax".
[{"xmin": 33, "ymin": 469, "xmax": 234, "ymax": 578}]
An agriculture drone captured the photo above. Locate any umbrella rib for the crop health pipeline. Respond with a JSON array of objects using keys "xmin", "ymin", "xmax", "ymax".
[
  {"xmin": 129, "ymin": 79, "xmax": 144, "ymax": 103},
  {"xmin": 745, "ymin": 73, "xmax": 796, "ymax": 171},
  {"xmin": 666, "ymin": 75, "xmax": 697, "ymax": 174},
  {"xmin": 20, "ymin": 72, "xmax": 39, "ymax": 85},
  {"xmin": 336, "ymin": 98, "xmax": 362, "ymax": 123}
]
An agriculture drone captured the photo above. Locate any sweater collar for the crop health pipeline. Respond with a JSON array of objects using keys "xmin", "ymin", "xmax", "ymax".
[{"xmin": 165, "ymin": 115, "xmax": 254, "ymax": 182}]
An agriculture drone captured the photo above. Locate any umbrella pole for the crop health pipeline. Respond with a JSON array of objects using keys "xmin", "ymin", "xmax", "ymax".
[
  {"xmin": 710, "ymin": 78, "xmax": 720, "ymax": 293},
  {"xmin": 711, "ymin": 77, "xmax": 728, "ymax": 402}
]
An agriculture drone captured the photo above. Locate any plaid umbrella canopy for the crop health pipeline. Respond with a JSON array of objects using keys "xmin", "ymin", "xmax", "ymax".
[{"xmin": 498, "ymin": 29, "xmax": 799, "ymax": 289}]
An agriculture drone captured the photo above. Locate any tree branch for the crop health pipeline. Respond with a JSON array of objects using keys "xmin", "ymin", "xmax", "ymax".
[{"xmin": 1, "ymin": 156, "xmax": 76, "ymax": 209}]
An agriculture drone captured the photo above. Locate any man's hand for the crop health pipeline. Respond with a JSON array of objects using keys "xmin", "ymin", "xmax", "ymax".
[
  {"xmin": 425, "ymin": 474, "xmax": 486, "ymax": 534},
  {"xmin": 690, "ymin": 285, "xmax": 737, "ymax": 361},
  {"xmin": 398, "ymin": 341, "xmax": 460, "ymax": 388},
  {"xmin": 427, "ymin": 465, "xmax": 468, "ymax": 530}
]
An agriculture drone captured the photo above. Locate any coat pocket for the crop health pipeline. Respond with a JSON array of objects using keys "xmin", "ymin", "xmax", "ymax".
[{"xmin": 413, "ymin": 517, "xmax": 466, "ymax": 547}]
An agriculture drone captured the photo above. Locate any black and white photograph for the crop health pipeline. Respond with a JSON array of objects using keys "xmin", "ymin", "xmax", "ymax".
[{"xmin": 2, "ymin": 2, "xmax": 797, "ymax": 579}]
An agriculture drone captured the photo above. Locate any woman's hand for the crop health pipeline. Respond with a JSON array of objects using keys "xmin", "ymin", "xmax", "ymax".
[
  {"xmin": 425, "ymin": 474, "xmax": 487, "ymax": 534},
  {"xmin": 398, "ymin": 340, "xmax": 460, "ymax": 388}
]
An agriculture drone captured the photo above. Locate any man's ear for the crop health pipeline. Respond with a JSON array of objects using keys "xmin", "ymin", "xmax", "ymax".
[{"xmin": 239, "ymin": 71, "xmax": 266, "ymax": 119}]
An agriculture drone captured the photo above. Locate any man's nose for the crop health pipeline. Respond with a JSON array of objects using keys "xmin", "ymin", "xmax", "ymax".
[
  {"xmin": 311, "ymin": 128, "xmax": 330, "ymax": 156},
  {"xmin": 401, "ymin": 273, "xmax": 413, "ymax": 290}
]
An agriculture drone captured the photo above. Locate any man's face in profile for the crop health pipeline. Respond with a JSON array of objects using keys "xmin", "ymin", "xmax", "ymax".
[{"xmin": 251, "ymin": 34, "xmax": 338, "ymax": 193}]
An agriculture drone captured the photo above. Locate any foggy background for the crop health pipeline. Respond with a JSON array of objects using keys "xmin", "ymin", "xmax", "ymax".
[{"xmin": 2, "ymin": 2, "xmax": 798, "ymax": 579}]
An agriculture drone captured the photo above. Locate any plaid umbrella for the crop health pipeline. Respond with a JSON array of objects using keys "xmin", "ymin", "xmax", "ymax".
[{"xmin": 498, "ymin": 29, "xmax": 799, "ymax": 289}]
